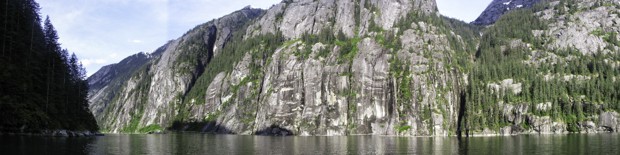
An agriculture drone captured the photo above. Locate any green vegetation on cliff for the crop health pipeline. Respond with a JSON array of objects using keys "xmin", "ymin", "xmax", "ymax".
[
  {"xmin": 178, "ymin": 24, "xmax": 286, "ymax": 123},
  {"xmin": 86, "ymin": 0, "xmax": 620, "ymax": 135}
]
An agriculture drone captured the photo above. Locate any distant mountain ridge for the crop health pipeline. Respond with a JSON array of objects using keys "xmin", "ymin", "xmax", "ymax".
[{"xmin": 472, "ymin": 0, "xmax": 541, "ymax": 25}]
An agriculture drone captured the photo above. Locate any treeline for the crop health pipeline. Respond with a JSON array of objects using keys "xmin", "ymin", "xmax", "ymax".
[
  {"xmin": 464, "ymin": 1, "xmax": 620, "ymax": 132},
  {"xmin": 0, "ymin": 0, "xmax": 98, "ymax": 131}
]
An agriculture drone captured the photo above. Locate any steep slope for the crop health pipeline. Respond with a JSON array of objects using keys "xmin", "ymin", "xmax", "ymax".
[
  {"xmin": 183, "ymin": 0, "xmax": 455, "ymax": 136},
  {"xmin": 87, "ymin": 51, "xmax": 157, "ymax": 120},
  {"xmin": 88, "ymin": 7, "xmax": 265, "ymax": 133},
  {"xmin": 89, "ymin": 0, "xmax": 480, "ymax": 136},
  {"xmin": 472, "ymin": 0, "xmax": 541, "ymax": 25},
  {"xmin": 463, "ymin": 0, "xmax": 620, "ymax": 136},
  {"xmin": 89, "ymin": 0, "xmax": 620, "ymax": 136}
]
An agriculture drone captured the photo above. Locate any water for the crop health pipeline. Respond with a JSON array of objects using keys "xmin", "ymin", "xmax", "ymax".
[{"xmin": 1, "ymin": 133, "xmax": 619, "ymax": 154}]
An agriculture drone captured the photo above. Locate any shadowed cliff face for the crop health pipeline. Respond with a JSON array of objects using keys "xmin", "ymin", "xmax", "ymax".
[
  {"xmin": 472, "ymin": 0, "xmax": 541, "ymax": 25},
  {"xmin": 87, "ymin": 7, "xmax": 266, "ymax": 133},
  {"xmin": 87, "ymin": 51, "xmax": 153, "ymax": 119}
]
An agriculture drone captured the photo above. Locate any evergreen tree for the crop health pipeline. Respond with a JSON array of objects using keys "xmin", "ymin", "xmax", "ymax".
[{"xmin": 0, "ymin": 0, "xmax": 98, "ymax": 132}]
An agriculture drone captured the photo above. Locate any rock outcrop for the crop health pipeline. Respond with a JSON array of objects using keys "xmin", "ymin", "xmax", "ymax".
[{"xmin": 600, "ymin": 112, "xmax": 620, "ymax": 132}]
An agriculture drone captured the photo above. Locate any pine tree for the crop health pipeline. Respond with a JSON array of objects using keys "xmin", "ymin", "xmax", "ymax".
[{"xmin": 0, "ymin": 0, "xmax": 98, "ymax": 132}]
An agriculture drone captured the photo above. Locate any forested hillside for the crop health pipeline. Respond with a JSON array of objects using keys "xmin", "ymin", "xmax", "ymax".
[
  {"xmin": 463, "ymin": 0, "xmax": 620, "ymax": 135},
  {"xmin": 0, "ymin": 0, "xmax": 98, "ymax": 133}
]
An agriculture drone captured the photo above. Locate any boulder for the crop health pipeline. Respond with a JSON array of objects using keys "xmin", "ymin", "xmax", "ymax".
[
  {"xmin": 599, "ymin": 112, "xmax": 619, "ymax": 132},
  {"xmin": 54, "ymin": 130, "xmax": 69, "ymax": 137}
]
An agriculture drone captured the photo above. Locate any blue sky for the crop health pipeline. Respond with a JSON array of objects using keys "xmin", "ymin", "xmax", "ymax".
[{"xmin": 37, "ymin": 0, "xmax": 492, "ymax": 76}]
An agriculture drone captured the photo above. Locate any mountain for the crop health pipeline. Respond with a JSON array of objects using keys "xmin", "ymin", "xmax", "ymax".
[
  {"xmin": 88, "ymin": 0, "xmax": 477, "ymax": 136},
  {"xmin": 87, "ymin": 51, "xmax": 154, "ymax": 119},
  {"xmin": 0, "ymin": 0, "xmax": 99, "ymax": 135},
  {"xmin": 472, "ymin": 0, "xmax": 541, "ymax": 25},
  {"xmin": 88, "ymin": 6, "xmax": 269, "ymax": 133},
  {"xmin": 88, "ymin": 0, "xmax": 620, "ymax": 136},
  {"xmin": 463, "ymin": 0, "xmax": 620, "ymax": 135}
]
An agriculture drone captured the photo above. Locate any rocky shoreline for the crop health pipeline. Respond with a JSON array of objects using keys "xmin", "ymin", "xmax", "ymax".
[
  {"xmin": 0, "ymin": 129, "xmax": 104, "ymax": 137},
  {"xmin": 466, "ymin": 128, "xmax": 618, "ymax": 137}
]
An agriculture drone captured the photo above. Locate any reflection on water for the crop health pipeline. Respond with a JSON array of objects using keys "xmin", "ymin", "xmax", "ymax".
[
  {"xmin": 1, "ymin": 133, "xmax": 619, "ymax": 154},
  {"xmin": 0, "ymin": 135, "xmax": 95, "ymax": 154}
]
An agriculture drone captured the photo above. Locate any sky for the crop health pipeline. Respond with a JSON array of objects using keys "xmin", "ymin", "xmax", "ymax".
[{"xmin": 37, "ymin": 0, "xmax": 493, "ymax": 76}]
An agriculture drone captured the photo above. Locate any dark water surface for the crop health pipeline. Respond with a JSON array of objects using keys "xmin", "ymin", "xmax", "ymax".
[{"xmin": 1, "ymin": 133, "xmax": 619, "ymax": 154}]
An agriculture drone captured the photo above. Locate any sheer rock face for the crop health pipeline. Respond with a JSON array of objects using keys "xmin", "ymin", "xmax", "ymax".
[
  {"xmin": 188, "ymin": 0, "xmax": 460, "ymax": 136},
  {"xmin": 88, "ymin": 0, "xmax": 465, "ymax": 136},
  {"xmin": 87, "ymin": 8, "xmax": 264, "ymax": 133},
  {"xmin": 472, "ymin": 0, "xmax": 541, "ymax": 25},
  {"xmin": 88, "ymin": 0, "xmax": 620, "ymax": 136},
  {"xmin": 247, "ymin": 0, "xmax": 438, "ymax": 39},
  {"xmin": 543, "ymin": 0, "xmax": 620, "ymax": 54},
  {"xmin": 87, "ymin": 52, "xmax": 152, "ymax": 121}
]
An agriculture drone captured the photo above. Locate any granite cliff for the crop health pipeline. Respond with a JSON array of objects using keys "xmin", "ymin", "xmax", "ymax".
[{"xmin": 88, "ymin": 0, "xmax": 620, "ymax": 136}]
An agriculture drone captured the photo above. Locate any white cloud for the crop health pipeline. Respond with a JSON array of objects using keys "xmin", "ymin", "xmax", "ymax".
[
  {"xmin": 130, "ymin": 40, "xmax": 143, "ymax": 43},
  {"xmin": 81, "ymin": 59, "xmax": 108, "ymax": 67},
  {"xmin": 109, "ymin": 53, "xmax": 119, "ymax": 59},
  {"xmin": 436, "ymin": 0, "xmax": 493, "ymax": 22}
]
